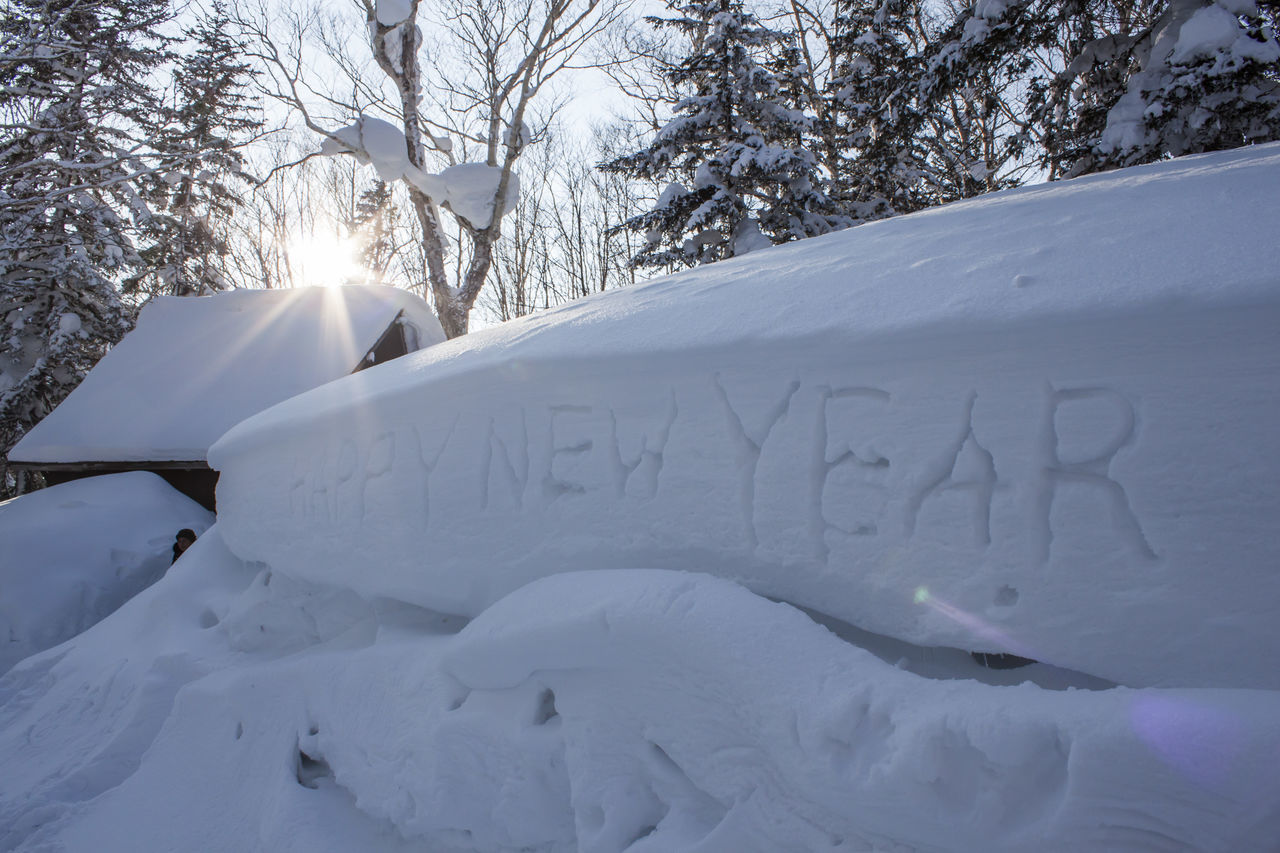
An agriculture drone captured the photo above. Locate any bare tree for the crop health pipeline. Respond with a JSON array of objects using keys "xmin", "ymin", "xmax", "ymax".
[
  {"xmin": 474, "ymin": 120, "xmax": 665, "ymax": 323},
  {"xmin": 241, "ymin": 0, "xmax": 628, "ymax": 337}
]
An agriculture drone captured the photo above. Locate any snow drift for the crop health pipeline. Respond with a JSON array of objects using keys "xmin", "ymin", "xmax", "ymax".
[
  {"xmin": 6, "ymin": 146, "xmax": 1280, "ymax": 853},
  {"xmin": 5, "ymin": 533, "xmax": 1278, "ymax": 851},
  {"xmin": 0, "ymin": 472, "xmax": 212, "ymax": 673},
  {"xmin": 213, "ymin": 143, "xmax": 1280, "ymax": 691}
]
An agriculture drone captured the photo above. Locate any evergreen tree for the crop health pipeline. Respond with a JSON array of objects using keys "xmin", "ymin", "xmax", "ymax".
[
  {"xmin": 603, "ymin": 0, "xmax": 833, "ymax": 268},
  {"xmin": 0, "ymin": 0, "xmax": 171, "ymax": 496},
  {"xmin": 915, "ymin": 0, "xmax": 1280, "ymax": 179},
  {"xmin": 350, "ymin": 180, "xmax": 399, "ymax": 283},
  {"xmin": 135, "ymin": 1, "xmax": 260, "ymax": 297},
  {"xmin": 1046, "ymin": 0, "xmax": 1280, "ymax": 175},
  {"xmin": 825, "ymin": 0, "xmax": 930, "ymax": 221}
]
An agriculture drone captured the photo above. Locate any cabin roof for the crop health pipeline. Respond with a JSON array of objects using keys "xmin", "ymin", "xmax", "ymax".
[{"xmin": 10, "ymin": 286, "xmax": 444, "ymax": 466}]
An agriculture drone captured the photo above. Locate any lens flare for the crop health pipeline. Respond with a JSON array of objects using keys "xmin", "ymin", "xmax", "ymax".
[
  {"xmin": 912, "ymin": 585, "xmax": 1038, "ymax": 661},
  {"xmin": 1129, "ymin": 694, "xmax": 1245, "ymax": 790}
]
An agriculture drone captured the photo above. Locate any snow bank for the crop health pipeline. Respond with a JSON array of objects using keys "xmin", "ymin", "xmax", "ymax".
[
  {"xmin": 10, "ymin": 285, "xmax": 443, "ymax": 464},
  {"xmin": 9, "ymin": 565, "xmax": 1278, "ymax": 851},
  {"xmin": 0, "ymin": 472, "xmax": 212, "ymax": 674},
  {"xmin": 212, "ymin": 144, "xmax": 1280, "ymax": 691},
  {"xmin": 0, "ymin": 526, "xmax": 250, "ymax": 849}
]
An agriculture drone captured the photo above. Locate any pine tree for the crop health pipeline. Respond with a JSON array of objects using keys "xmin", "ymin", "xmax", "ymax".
[
  {"xmin": 825, "ymin": 0, "xmax": 930, "ymax": 221},
  {"xmin": 919, "ymin": 0, "xmax": 1280, "ymax": 179},
  {"xmin": 1064, "ymin": 0, "xmax": 1280, "ymax": 174},
  {"xmin": 350, "ymin": 180, "xmax": 399, "ymax": 283},
  {"xmin": 603, "ymin": 0, "xmax": 833, "ymax": 268},
  {"xmin": 0, "ymin": 0, "xmax": 171, "ymax": 496},
  {"xmin": 134, "ymin": 0, "xmax": 260, "ymax": 297}
]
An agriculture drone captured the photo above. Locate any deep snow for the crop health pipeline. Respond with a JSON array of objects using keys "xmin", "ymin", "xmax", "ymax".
[
  {"xmin": 214, "ymin": 142, "xmax": 1280, "ymax": 690},
  {"xmin": 3, "ymin": 145, "xmax": 1280, "ymax": 852},
  {"xmin": 0, "ymin": 472, "xmax": 212, "ymax": 674},
  {"xmin": 4, "ymin": 529, "xmax": 1278, "ymax": 851}
]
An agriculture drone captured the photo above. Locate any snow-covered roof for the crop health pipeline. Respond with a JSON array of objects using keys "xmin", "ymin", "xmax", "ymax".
[{"xmin": 10, "ymin": 286, "xmax": 444, "ymax": 465}]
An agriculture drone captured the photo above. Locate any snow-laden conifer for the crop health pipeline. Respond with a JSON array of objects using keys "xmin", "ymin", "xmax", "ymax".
[
  {"xmin": 135, "ymin": 1, "xmax": 261, "ymax": 297},
  {"xmin": 921, "ymin": 0, "xmax": 1280, "ymax": 178},
  {"xmin": 1064, "ymin": 0, "xmax": 1280, "ymax": 174},
  {"xmin": 604, "ymin": 0, "xmax": 834, "ymax": 268},
  {"xmin": 0, "ymin": 0, "xmax": 171, "ymax": 496},
  {"xmin": 825, "ymin": 0, "xmax": 930, "ymax": 221},
  {"xmin": 350, "ymin": 180, "xmax": 399, "ymax": 283}
]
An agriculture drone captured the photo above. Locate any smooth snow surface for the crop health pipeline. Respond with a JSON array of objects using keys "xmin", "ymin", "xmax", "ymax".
[
  {"xmin": 6, "ymin": 147, "xmax": 1280, "ymax": 852},
  {"xmin": 10, "ymin": 286, "xmax": 444, "ymax": 463},
  {"xmin": 214, "ymin": 144, "xmax": 1280, "ymax": 691},
  {"xmin": 0, "ymin": 472, "xmax": 212, "ymax": 673}
]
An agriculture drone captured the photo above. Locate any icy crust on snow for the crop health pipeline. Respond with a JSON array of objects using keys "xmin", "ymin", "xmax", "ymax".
[
  {"xmin": 10, "ymin": 285, "xmax": 444, "ymax": 464},
  {"xmin": 212, "ymin": 145, "xmax": 1280, "ymax": 691},
  {"xmin": 5, "ymin": 561, "xmax": 1278, "ymax": 851},
  {"xmin": 0, "ymin": 472, "xmax": 212, "ymax": 674}
]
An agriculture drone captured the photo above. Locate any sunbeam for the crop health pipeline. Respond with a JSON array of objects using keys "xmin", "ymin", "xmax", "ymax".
[{"xmin": 285, "ymin": 230, "xmax": 365, "ymax": 288}]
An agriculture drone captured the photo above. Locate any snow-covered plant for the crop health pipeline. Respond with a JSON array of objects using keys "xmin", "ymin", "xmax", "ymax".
[
  {"xmin": 349, "ymin": 180, "xmax": 400, "ymax": 283},
  {"xmin": 604, "ymin": 0, "xmax": 836, "ymax": 268},
  {"xmin": 1060, "ymin": 0, "xmax": 1280, "ymax": 174},
  {"xmin": 0, "ymin": 0, "xmax": 173, "ymax": 496},
  {"xmin": 134, "ymin": 1, "xmax": 261, "ymax": 298},
  {"xmin": 938, "ymin": 0, "xmax": 1280, "ymax": 178},
  {"xmin": 824, "ymin": 0, "xmax": 933, "ymax": 221}
]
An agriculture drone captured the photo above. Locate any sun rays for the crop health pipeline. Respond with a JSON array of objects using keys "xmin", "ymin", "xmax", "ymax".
[{"xmin": 285, "ymin": 230, "xmax": 365, "ymax": 288}]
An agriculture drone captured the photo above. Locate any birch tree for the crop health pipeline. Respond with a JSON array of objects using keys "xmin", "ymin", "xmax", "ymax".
[{"xmin": 246, "ymin": 0, "xmax": 626, "ymax": 338}]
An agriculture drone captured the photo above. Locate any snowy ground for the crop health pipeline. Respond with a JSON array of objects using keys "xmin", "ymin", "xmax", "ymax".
[
  {"xmin": 0, "ymin": 472, "xmax": 212, "ymax": 675},
  {"xmin": 3, "ymin": 145, "xmax": 1280, "ymax": 851}
]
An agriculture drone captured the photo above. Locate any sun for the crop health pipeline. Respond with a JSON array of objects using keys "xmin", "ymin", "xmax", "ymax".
[{"xmin": 285, "ymin": 229, "xmax": 366, "ymax": 288}]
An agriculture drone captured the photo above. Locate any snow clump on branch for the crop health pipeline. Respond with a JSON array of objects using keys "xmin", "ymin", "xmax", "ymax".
[
  {"xmin": 320, "ymin": 115, "xmax": 519, "ymax": 229},
  {"xmin": 375, "ymin": 0, "xmax": 413, "ymax": 26},
  {"xmin": 319, "ymin": 115, "xmax": 411, "ymax": 183}
]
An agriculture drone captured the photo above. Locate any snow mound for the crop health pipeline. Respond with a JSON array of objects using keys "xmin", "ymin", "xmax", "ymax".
[
  {"xmin": 6, "ymin": 561, "xmax": 1278, "ymax": 850},
  {"xmin": 321, "ymin": 115, "xmax": 414, "ymax": 183},
  {"xmin": 438, "ymin": 162, "xmax": 520, "ymax": 228},
  {"xmin": 0, "ymin": 472, "xmax": 212, "ymax": 674},
  {"xmin": 375, "ymin": 0, "xmax": 412, "ymax": 27},
  {"xmin": 213, "ymin": 144, "xmax": 1280, "ymax": 691},
  {"xmin": 0, "ymin": 527, "xmax": 260, "ymax": 850}
]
